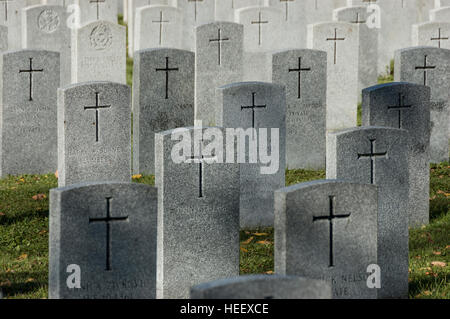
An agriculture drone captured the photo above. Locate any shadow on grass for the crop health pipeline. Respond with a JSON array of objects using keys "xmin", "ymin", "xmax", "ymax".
[
  {"xmin": 0, "ymin": 210, "xmax": 49, "ymax": 227},
  {"xmin": 1, "ymin": 271, "xmax": 48, "ymax": 298}
]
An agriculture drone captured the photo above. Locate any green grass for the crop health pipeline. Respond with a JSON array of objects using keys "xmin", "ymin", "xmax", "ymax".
[{"xmin": 1, "ymin": 165, "xmax": 447, "ymax": 299}]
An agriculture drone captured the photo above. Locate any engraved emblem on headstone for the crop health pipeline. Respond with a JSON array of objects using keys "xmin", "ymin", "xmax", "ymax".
[
  {"xmin": 38, "ymin": 9, "xmax": 60, "ymax": 34},
  {"xmin": 89, "ymin": 23, "xmax": 112, "ymax": 50}
]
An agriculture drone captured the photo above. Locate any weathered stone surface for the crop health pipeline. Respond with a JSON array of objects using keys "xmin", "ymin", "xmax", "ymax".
[{"xmin": 49, "ymin": 182, "xmax": 157, "ymax": 299}]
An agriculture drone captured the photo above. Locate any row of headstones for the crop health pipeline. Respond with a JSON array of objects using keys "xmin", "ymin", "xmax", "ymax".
[
  {"xmin": 126, "ymin": 0, "xmax": 449, "ymax": 72},
  {"xmin": 49, "ymin": 160, "xmax": 403, "ymax": 299},
  {"xmin": 0, "ymin": 1, "xmax": 126, "ymax": 86},
  {"xmin": 0, "ymin": 46, "xmax": 446, "ymax": 225}
]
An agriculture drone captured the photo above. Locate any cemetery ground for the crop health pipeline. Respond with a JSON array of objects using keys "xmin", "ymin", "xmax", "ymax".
[{"xmin": 0, "ymin": 165, "xmax": 448, "ymax": 299}]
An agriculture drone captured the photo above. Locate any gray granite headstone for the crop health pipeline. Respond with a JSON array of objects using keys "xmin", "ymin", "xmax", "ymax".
[
  {"xmin": 155, "ymin": 126, "xmax": 240, "ymax": 299},
  {"xmin": 333, "ymin": 5, "xmax": 378, "ymax": 102},
  {"xmin": 275, "ymin": 179, "xmax": 378, "ymax": 299},
  {"xmin": 57, "ymin": 81, "xmax": 131, "ymax": 187},
  {"xmin": 307, "ymin": 22, "xmax": 359, "ymax": 132},
  {"xmin": 236, "ymin": 6, "xmax": 284, "ymax": 82},
  {"xmin": 49, "ymin": 182, "xmax": 157, "ymax": 299},
  {"xmin": 190, "ymin": 275, "xmax": 332, "ymax": 299},
  {"xmin": 134, "ymin": 5, "xmax": 183, "ymax": 51},
  {"xmin": 395, "ymin": 46, "xmax": 450, "ymax": 163},
  {"xmin": 216, "ymin": 82, "xmax": 286, "ymax": 228},
  {"xmin": 195, "ymin": 22, "xmax": 243, "ymax": 126},
  {"xmin": 22, "ymin": 4, "xmax": 71, "ymax": 86},
  {"xmin": 0, "ymin": 0, "xmax": 26, "ymax": 50},
  {"xmin": 327, "ymin": 126, "xmax": 409, "ymax": 299},
  {"xmin": 75, "ymin": 0, "xmax": 118, "ymax": 24},
  {"xmin": 0, "ymin": 49, "xmax": 60, "ymax": 177},
  {"xmin": 71, "ymin": 20, "xmax": 126, "ymax": 84},
  {"xmin": 272, "ymin": 49, "xmax": 327, "ymax": 170},
  {"xmin": 362, "ymin": 82, "xmax": 431, "ymax": 227},
  {"xmin": 133, "ymin": 48, "xmax": 194, "ymax": 175}
]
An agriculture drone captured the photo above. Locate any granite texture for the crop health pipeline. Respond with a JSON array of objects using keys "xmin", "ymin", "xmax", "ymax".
[
  {"xmin": 190, "ymin": 275, "xmax": 332, "ymax": 299},
  {"xmin": 22, "ymin": 4, "xmax": 71, "ymax": 86},
  {"xmin": 275, "ymin": 179, "xmax": 378, "ymax": 299},
  {"xmin": 49, "ymin": 182, "xmax": 157, "ymax": 299},
  {"xmin": 215, "ymin": 81, "xmax": 286, "ymax": 227},
  {"xmin": 272, "ymin": 49, "xmax": 327, "ymax": 170},
  {"xmin": 57, "ymin": 81, "xmax": 131, "ymax": 187},
  {"xmin": 71, "ymin": 20, "xmax": 126, "ymax": 84},
  {"xmin": 133, "ymin": 48, "xmax": 194, "ymax": 174},
  {"xmin": 0, "ymin": 49, "xmax": 60, "ymax": 177},
  {"xmin": 155, "ymin": 126, "xmax": 240, "ymax": 299},
  {"xmin": 134, "ymin": 5, "xmax": 183, "ymax": 51},
  {"xmin": 327, "ymin": 126, "xmax": 409, "ymax": 299},
  {"xmin": 307, "ymin": 22, "xmax": 359, "ymax": 132},
  {"xmin": 395, "ymin": 46, "xmax": 450, "ymax": 162},
  {"xmin": 362, "ymin": 82, "xmax": 431, "ymax": 227},
  {"xmin": 195, "ymin": 22, "xmax": 243, "ymax": 126}
]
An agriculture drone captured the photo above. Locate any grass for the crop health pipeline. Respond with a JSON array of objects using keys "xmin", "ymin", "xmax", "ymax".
[{"xmin": 0, "ymin": 164, "xmax": 448, "ymax": 299}]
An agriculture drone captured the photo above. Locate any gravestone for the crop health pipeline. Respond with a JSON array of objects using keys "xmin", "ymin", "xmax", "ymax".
[
  {"xmin": 395, "ymin": 46, "xmax": 450, "ymax": 163},
  {"xmin": 178, "ymin": 0, "xmax": 215, "ymax": 51},
  {"xmin": 307, "ymin": 22, "xmax": 359, "ymax": 132},
  {"xmin": 134, "ymin": 5, "xmax": 183, "ymax": 51},
  {"xmin": 430, "ymin": 6, "xmax": 450, "ymax": 22},
  {"xmin": 275, "ymin": 179, "xmax": 378, "ymax": 299},
  {"xmin": 71, "ymin": 20, "xmax": 126, "ymax": 84},
  {"xmin": 190, "ymin": 275, "xmax": 332, "ymax": 299},
  {"xmin": 0, "ymin": 49, "xmax": 60, "ymax": 177},
  {"xmin": 236, "ymin": 6, "xmax": 284, "ymax": 82},
  {"xmin": 435, "ymin": 0, "xmax": 450, "ymax": 6},
  {"xmin": 264, "ymin": 0, "xmax": 307, "ymax": 49},
  {"xmin": 195, "ymin": 22, "xmax": 243, "ymax": 126},
  {"xmin": 75, "ymin": 0, "xmax": 118, "ymax": 24},
  {"xmin": 327, "ymin": 126, "xmax": 409, "ymax": 299},
  {"xmin": 127, "ymin": 0, "xmax": 173, "ymax": 57},
  {"xmin": 305, "ymin": 0, "xmax": 347, "ymax": 25},
  {"xmin": 57, "ymin": 81, "xmax": 131, "ymax": 187},
  {"xmin": 22, "ymin": 4, "xmax": 71, "ymax": 86},
  {"xmin": 215, "ymin": 0, "xmax": 265, "ymax": 22},
  {"xmin": 412, "ymin": 22, "xmax": 450, "ymax": 50},
  {"xmin": 272, "ymin": 49, "xmax": 327, "ymax": 170},
  {"xmin": 416, "ymin": 0, "xmax": 436, "ymax": 22},
  {"xmin": 333, "ymin": 6, "xmax": 378, "ymax": 101},
  {"xmin": 155, "ymin": 126, "xmax": 240, "ymax": 299},
  {"xmin": 215, "ymin": 82, "xmax": 286, "ymax": 227},
  {"xmin": 362, "ymin": 82, "xmax": 431, "ymax": 227},
  {"xmin": 49, "ymin": 182, "xmax": 157, "ymax": 299},
  {"xmin": 0, "ymin": 0, "xmax": 26, "ymax": 50},
  {"xmin": 133, "ymin": 48, "xmax": 194, "ymax": 175}
]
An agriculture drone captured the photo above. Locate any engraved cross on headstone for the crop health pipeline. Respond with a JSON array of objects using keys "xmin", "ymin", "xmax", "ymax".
[
  {"xmin": 313, "ymin": 195, "xmax": 351, "ymax": 267},
  {"xmin": 0, "ymin": 0, "xmax": 13, "ymax": 22},
  {"xmin": 387, "ymin": 93, "xmax": 412, "ymax": 129},
  {"xmin": 289, "ymin": 57, "xmax": 311, "ymax": 99},
  {"xmin": 188, "ymin": 0, "xmax": 203, "ymax": 22},
  {"xmin": 185, "ymin": 139, "xmax": 217, "ymax": 198},
  {"xmin": 351, "ymin": 12, "xmax": 366, "ymax": 24},
  {"xmin": 209, "ymin": 28, "xmax": 230, "ymax": 66},
  {"xmin": 89, "ymin": 197, "xmax": 129, "ymax": 271},
  {"xmin": 415, "ymin": 54, "xmax": 436, "ymax": 86},
  {"xmin": 90, "ymin": 0, "xmax": 106, "ymax": 20},
  {"xmin": 430, "ymin": 28, "xmax": 449, "ymax": 48},
  {"xmin": 326, "ymin": 28, "xmax": 345, "ymax": 65},
  {"xmin": 155, "ymin": 56, "xmax": 179, "ymax": 99},
  {"xmin": 251, "ymin": 11, "xmax": 269, "ymax": 46},
  {"xmin": 357, "ymin": 138, "xmax": 388, "ymax": 184},
  {"xmin": 241, "ymin": 92, "xmax": 267, "ymax": 129},
  {"xmin": 84, "ymin": 92, "xmax": 111, "ymax": 142},
  {"xmin": 152, "ymin": 11, "xmax": 169, "ymax": 46},
  {"xmin": 279, "ymin": 0, "xmax": 294, "ymax": 21},
  {"xmin": 19, "ymin": 58, "xmax": 44, "ymax": 102}
]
